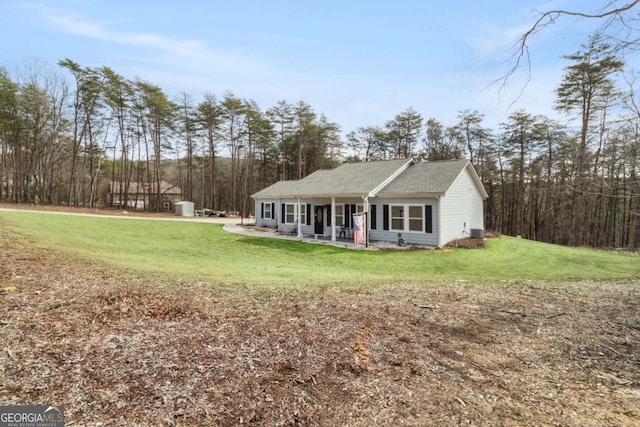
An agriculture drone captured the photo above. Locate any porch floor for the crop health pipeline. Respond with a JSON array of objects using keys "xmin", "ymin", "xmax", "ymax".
[{"xmin": 224, "ymin": 223, "xmax": 428, "ymax": 251}]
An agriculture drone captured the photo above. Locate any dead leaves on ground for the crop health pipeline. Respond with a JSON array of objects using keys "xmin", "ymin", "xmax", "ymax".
[
  {"xmin": 1, "ymin": 233, "xmax": 639, "ymax": 426},
  {"xmin": 92, "ymin": 287, "xmax": 210, "ymax": 324},
  {"xmin": 350, "ymin": 327, "xmax": 372, "ymax": 372}
]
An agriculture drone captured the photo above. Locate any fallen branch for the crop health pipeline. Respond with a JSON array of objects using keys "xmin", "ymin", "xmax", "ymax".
[
  {"xmin": 4, "ymin": 347, "xmax": 14, "ymax": 359},
  {"xmin": 546, "ymin": 312, "xmax": 566, "ymax": 320},
  {"xmin": 492, "ymin": 309, "xmax": 529, "ymax": 317},
  {"xmin": 455, "ymin": 397, "xmax": 466, "ymax": 407},
  {"xmin": 410, "ymin": 300, "xmax": 438, "ymax": 310},
  {"xmin": 597, "ymin": 343, "xmax": 633, "ymax": 362},
  {"xmin": 616, "ymin": 322, "xmax": 640, "ymax": 331}
]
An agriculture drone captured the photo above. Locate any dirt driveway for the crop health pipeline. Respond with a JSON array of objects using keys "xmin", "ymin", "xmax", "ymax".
[{"xmin": 0, "ymin": 204, "xmax": 241, "ymax": 223}]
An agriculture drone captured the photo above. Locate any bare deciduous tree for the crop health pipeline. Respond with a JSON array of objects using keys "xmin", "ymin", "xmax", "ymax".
[{"xmin": 498, "ymin": 1, "xmax": 639, "ymax": 92}]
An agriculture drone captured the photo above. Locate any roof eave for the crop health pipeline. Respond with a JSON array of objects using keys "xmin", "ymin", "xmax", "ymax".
[
  {"xmin": 465, "ymin": 162, "xmax": 489, "ymax": 198},
  {"xmin": 253, "ymin": 192, "xmax": 369, "ymax": 199},
  {"xmin": 375, "ymin": 192, "xmax": 443, "ymax": 199}
]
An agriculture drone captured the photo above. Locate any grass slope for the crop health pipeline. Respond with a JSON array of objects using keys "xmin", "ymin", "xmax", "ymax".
[{"xmin": 1, "ymin": 211, "xmax": 638, "ymax": 285}]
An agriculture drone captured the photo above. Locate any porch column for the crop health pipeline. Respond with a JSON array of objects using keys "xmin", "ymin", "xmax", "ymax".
[
  {"xmin": 297, "ymin": 197, "xmax": 302, "ymax": 238},
  {"xmin": 363, "ymin": 196, "xmax": 369, "ymax": 246},
  {"xmin": 331, "ymin": 197, "xmax": 336, "ymax": 242},
  {"xmin": 437, "ymin": 197, "xmax": 443, "ymax": 247}
]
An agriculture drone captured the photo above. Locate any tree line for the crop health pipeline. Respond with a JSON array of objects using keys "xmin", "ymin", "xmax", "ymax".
[{"xmin": 0, "ymin": 33, "xmax": 639, "ymax": 248}]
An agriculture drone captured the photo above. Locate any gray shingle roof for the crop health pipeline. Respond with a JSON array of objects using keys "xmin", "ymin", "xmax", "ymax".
[
  {"xmin": 298, "ymin": 158, "xmax": 411, "ymax": 196},
  {"xmin": 377, "ymin": 159, "xmax": 473, "ymax": 195},
  {"xmin": 252, "ymin": 158, "xmax": 412, "ymax": 198},
  {"xmin": 251, "ymin": 179, "xmax": 302, "ymax": 198},
  {"xmin": 251, "ymin": 158, "xmax": 488, "ymax": 199}
]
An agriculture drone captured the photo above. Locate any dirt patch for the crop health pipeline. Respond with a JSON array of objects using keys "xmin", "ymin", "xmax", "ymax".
[
  {"xmin": 0, "ymin": 210, "xmax": 639, "ymax": 426},
  {"xmin": 446, "ymin": 237, "xmax": 487, "ymax": 249}
]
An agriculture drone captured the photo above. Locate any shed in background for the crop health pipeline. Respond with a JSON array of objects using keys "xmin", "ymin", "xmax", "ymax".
[{"xmin": 175, "ymin": 201, "xmax": 194, "ymax": 217}]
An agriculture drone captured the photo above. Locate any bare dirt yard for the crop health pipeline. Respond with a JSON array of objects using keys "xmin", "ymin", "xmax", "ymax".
[{"xmin": 1, "ymin": 206, "xmax": 639, "ymax": 426}]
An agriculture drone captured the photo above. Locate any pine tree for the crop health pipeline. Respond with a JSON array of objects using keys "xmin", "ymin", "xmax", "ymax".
[{"xmin": 555, "ymin": 32, "xmax": 623, "ymax": 245}]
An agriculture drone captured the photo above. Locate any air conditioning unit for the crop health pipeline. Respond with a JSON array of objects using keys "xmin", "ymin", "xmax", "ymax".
[{"xmin": 470, "ymin": 228, "xmax": 484, "ymax": 239}]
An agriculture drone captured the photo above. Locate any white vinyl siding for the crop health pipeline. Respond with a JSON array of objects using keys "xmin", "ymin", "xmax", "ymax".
[{"xmin": 439, "ymin": 167, "xmax": 485, "ymax": 245}]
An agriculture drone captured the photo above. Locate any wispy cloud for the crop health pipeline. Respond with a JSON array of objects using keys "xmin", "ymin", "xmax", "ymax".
[
  {"xmin": 43, "ymin": 11, "xmax": 209, "ymax": 59},
  {"xmin": 18, "ymin": 2, "xmax": 267, "ymax": 77}
]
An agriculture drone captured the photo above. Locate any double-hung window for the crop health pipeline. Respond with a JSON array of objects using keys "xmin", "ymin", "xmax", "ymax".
[
  {"xmin": 285, "ymin": 204, "xmax": 296, "ymax": 224},
  {"xmin": 335, "ymin": 204, "xmax": 345, "ymax": 227},
  {"xmin": 390, "ymin": 204, "xmax": 424, "ymax": 233},
  {"xmin": 331, "ymin": 204, "xmax": 364, "ymax": 228},
  {"xmin": 391, "ymin": 205, "xmax": 405, "ymax": 231},
  {"xmin": 263, "ymin": 203, "xmax": 272, "ymax": 220},
  {"xmin": 298, "ymin": 203, "xmax": 307, "ymax": 225},
  {"xmin": 284, "ymin": 203, "xmax": 306, "ymax": 225},
  {"xmin": 408, "ymin": 205, "xmax": 423, "ymax": 232}
]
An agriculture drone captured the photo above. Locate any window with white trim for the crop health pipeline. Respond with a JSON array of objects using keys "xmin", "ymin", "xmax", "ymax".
[
  {"xmin": 391, "ymin": 205, "xmax": 404, "ymax": 231},
  {"xmin": 285, "ymin": 204, "xmax": 296, "ymax": 224},
  {"xmin": 264, "ymin": 203, "xmax": 272, "ymax": 219},
  {"xmin": 298, "ymin": 203, "xmax": 307, "ymax": 224},
  {"xmin": 390, "ymin": 204, "xmax": 424, "ymax": 232},
  {"xmin": 284, "ymin": 203, "xmax": 306, "ymax": 225},
  {"xmin": 335, "ymin": 204, "xmax": 345, "ymax": 226},
  {"xmin": 408, "ymin": 205, "xmax": 423, "ymax": 231}
]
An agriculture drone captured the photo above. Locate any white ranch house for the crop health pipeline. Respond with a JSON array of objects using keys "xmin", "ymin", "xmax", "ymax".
[{"xmin": 251, "ymin": 158, "xmax": 488, "ymax": 247}]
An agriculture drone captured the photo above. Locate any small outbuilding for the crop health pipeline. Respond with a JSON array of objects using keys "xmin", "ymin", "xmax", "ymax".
[{"xmin": 175, "ymin": 201, "xmax": 195, "ymax": 217}]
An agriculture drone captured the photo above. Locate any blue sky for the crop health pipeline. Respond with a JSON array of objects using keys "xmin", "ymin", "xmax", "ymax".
[{"xmin": 1, "ymin": 0, "xmax": 610, "ymax": 134}]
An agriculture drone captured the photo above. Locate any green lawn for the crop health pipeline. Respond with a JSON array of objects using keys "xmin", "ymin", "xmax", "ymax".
[{"xmin": 1, "ymin": 211, "xmax": 638, "ymax": 286}]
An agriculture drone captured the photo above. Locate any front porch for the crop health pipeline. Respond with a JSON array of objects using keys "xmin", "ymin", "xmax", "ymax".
[
  {"xmin": 227, "ymin": 222, "xmax": 417, "ymax": 251},
  {"xmin": 276, "ymin": 198, "xmax": 369, "ymax": 245},
  {"xmin": 278, "ymin": 222, "xmax": 355, "ymax": 240}
]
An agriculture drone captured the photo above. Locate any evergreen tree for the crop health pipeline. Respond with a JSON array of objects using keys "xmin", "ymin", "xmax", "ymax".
[
  {"xmin": 196, "ymin": 93, "xmax": 223, "ymax": 210},
  {"xmin": 266, "ymin": 100, "xmax": 294, "ymax": 180},
  {"xmin": 0, "ymin": 68, "xmax": 19, "ymax": 202},
  {"xmin": 423, "ymin": 118, "xmax": 465, "ymax": 160},
  {"xmin": 555, "ymin": 32, "xmax": 623, "ymax": 245},
  {"xmin": 385, "ymin": 108, "xmax": 422, "ymax": 159}
]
